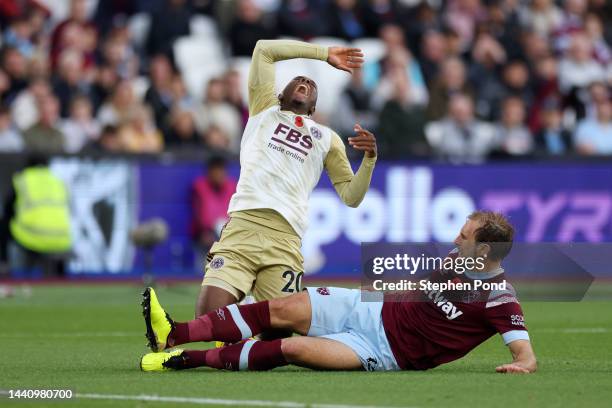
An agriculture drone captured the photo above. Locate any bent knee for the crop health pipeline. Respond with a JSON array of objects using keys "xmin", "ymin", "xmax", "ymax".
[{"xmin": 280, "ymin": 338, "xmax": 305, "ymax": 362}]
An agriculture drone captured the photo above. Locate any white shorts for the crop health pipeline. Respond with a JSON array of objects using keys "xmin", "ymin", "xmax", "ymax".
[{"xmin": 306, "ymin": 287, "xmax": 400, "ymax": 371}]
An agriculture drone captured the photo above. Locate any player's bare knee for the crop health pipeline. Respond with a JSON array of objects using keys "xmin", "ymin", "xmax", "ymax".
[
  {"xmin": 269, "ymin": 292, "xmax": 310, "ymax": 331},
  {"xmin": 280, "ymin": 338, "xmax": 304, "ymax": 363}
]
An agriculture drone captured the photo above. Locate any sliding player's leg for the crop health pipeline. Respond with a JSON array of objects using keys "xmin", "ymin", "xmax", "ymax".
[
  {"xmin": 143, "ymin": 288, "xmax": 312, "ymax": 352},
  {"xmin": 141, "ymin": 336, "xmax": 362, "ymax": 372}
]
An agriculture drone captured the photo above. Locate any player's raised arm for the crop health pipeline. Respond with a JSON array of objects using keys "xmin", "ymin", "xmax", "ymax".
[
  {"xmin": 325, "ymin": 127, "xmax": 377, "ymax": 208},
  {"xmin": 248, "ymin": 40, "xmax": 364, "ymax": 116},
  {"xmin": 496, "ymin": 339, "xmax": 537, "ymax": 374}
]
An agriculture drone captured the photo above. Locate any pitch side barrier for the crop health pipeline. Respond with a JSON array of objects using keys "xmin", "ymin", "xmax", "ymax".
[{"xmin": 1, "ymin": 153, "xmax": 611, "ymax": 280}]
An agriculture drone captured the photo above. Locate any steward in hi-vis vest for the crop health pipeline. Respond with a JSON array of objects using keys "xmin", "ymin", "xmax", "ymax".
[{"xmin": 10, "ymin": 166, "xmax": 72, "ymax": 254}]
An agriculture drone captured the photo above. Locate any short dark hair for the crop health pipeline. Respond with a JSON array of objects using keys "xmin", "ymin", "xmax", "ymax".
[
  {"xmin": 207, "ymin": 155, "xmax": 227, "ymax": 170},
  {"xmin": 468, "ymin": 210, "xmax": 515, "ymax": 260}
]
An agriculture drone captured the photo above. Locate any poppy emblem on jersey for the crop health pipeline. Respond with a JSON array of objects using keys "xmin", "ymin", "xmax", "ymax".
[
  {"xmin": 295, "ymin": 116, "xmax": 304, "ymax": 127},
  {"xmin": 211, "ymin": 257, "xmax": 224, "ymax": 269},
  {"xmin": 310, "ymin": 126, "xmax": 321, "ymax": 140},
  {"xmin": 317, "ymin": 287, "xmax": 330, "ymax": 295}
]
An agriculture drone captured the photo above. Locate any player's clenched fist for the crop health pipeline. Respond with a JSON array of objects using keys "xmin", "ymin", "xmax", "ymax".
[
  {"xmin": 348, "ymin": 124, "xmax": 377, "ymax": 158},
  {"xmin": 327, "ymin": 47, "xmax": 364, "ymax": 73}
]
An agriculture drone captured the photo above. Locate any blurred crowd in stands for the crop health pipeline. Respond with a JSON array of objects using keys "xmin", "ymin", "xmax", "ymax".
[{"xmin": 0, "ymin": 0, "xmax": 610, "ymax": 162}]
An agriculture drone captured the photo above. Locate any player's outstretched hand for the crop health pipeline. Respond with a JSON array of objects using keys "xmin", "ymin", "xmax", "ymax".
[
  {"xmin": 495, "ymin": 363, "xmax": 531, "ymax": 374},
  {"xmin": 348, "ymin": 124, "xmax": 377, "ymax": 158},
  {"xmin": 327, "ymin": 47, "xmax": 364, "ymax": 73}
]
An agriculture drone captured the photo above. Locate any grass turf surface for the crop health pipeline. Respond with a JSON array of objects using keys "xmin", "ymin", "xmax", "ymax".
[{"xmin": 1, "ymin": 283, "xmax": 611, "ymax": 408}]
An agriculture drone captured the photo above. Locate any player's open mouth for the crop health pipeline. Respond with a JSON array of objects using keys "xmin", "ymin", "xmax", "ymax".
[{"xmin": 296, "ymin": 84, "xmax": 309, "ymax": 96}]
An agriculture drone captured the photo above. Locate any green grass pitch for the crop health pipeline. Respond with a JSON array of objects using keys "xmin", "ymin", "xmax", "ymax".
[{"xmin": 1, "ymin": 282, "xmax": 611, "ymax": 408}]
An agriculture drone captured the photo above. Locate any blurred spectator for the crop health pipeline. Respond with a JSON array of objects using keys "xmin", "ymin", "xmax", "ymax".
[
  {"xmin": 83, "ymin": 124, "xmax": 122, "ymax": 153},
  {"xmin": 204, "ymin": 124, "xmax": 233, "ymax": 152},
  {"xmin": 528, "ymin": 55, "xmax": 560, "ymax": 133},
  {"xmin": 496, "ymin": 96, "xmax": 534, "ymax": 156},
  {"xmin": 61, "ymin": 95, "xmax": 100, "ymax": 153},
  {"xmin": 278, "ymin": 0, "xmax": 328, "ymax": 39},
  {"xmin": 372, "ymin": 49, "xmax": 427, "ymax": 110},
  {"xmin": 170, "ymin": 74, "xmax": 196, "ymax": 112},
  {"xmin": 574, "ymin": 99, "xmax": 612, "ymax": 155},
  {"xmin": 554, "ymin": 0, "xmax": 587, "ymax": 53},
  {"xmin": 444, "ymin": 0, "xmax": 486, "ymax": 53},
  {"xmin": 97, "ymin": 80, "xmax": 137, "ymax": 126},
  {"xmin": 50, "ymin": 0, "xmax": 97, "ymax": 70},
  {"xmin": 101, "ymin": 24, "xmax": 139, "ymax": 79},
  {"xmin": 331, "ymin": 68, "xmax": 376, "ymax": 143},
  {"xmin": 580, "ymin": 82, "xmax": 610, "ymax": 120},
  {"xmin": 146, "ymin": 0, "xmax": 192, "ymax": 56},
  {"xmin": 499, "ymin": 60, "xmax": 534, "ymax": 115},
  {"xmin": 117, "ymin": 105, "xmax": 164, "ymax": 153},
  {"xmin": 0, "ymin": 69, "xmax": 10, "ymax": 104},
  {"xmin": 22, "ymin": 95, "xmax": 66, "ymax": 153},
  {"xmin": 52, "ymin": 49, "xmax": 91, "ymax": 117},
  {"xmin": 425, "ymin": 93, "xmax": 497, "ymax": 163},
  {"xmin": 419, "ymin": 30, "xmax": 447, "ymax": 87},
  {"xmin": 469, "ymin": 33, "xmax": 507, "ymax": 120},
  {"xmin": 558, "ymin": 32, "xmax": 606, "ymax": 94},
  {"xmin": 404, "ymin": 1, "xmax": 442, "ymax": 54},
  {"xmin": 194, "ymin": 77, "xmax": 242, "ymax": 154},
  {"xmin": 426, "ymin": 57, "xmax": 473, "ymax": 120},
  {"xmin": 519, "ymin": 0, "xmax": 563, "ymax": 38},
  {"xmin": 229, "ymin": 0, "xmax": 277, "ymax": 56},
  {"xmin": 364, "ymin": 25, "xmax": 428, "ymax": 105},
  {"xmin": 90, "ymin": 64, "xmax": 119, "ymax": 111},
  {"xmin": 326, "ymin": 0, "xmax": 364, "ymax": 41},
  {"xmin": 2, "ymin": 47, "xmax": 29, "ymax": 102},
  {"xmin": 165, "ymin": 108, "xmax": 200, "ymax": 148},
  {"xmin": 93, "ymin": 0, "xmax": 137, "ymax": 36},
  {"xmin": 11, "ymin": 77, "xmax": 51, "ymax": 131},
  {"xmin": 223, "ymin": 69, "xmax": 248, "ymax": 127},
  {"xmin": 0, "ymin": 155, "xmax": 72, "ymax": 277},
  {"xmin": 0, "ymin": 105, "xmax": 23, "ymax": 152},
  {"xmin": 360, "ymin": 0, "xmax": 399, "ymax": 38},
  {"xmin": 584, "ymin": 13, "xmax": 611, "ymax": 66},
  {"xmin": 534, "ymin": 99, "xmax": 573, "ymax": 155},
  {"xmin": 191, "ymin": 156, "xmax": 237, "ymax": 256},
  {"xmin": 376, "ymin": 66, "xmax": 428, "ymax": 157},
  {"xmin": 3, "ymin": 15, "xmax": 36, "ymax": 59},
  {"xmin": 144, "ymin": 54, "xmax": 175, "ymax": 128},
  {"xmin": 480, "ymin": 0, "xmax": 522, "ymax": 61}
]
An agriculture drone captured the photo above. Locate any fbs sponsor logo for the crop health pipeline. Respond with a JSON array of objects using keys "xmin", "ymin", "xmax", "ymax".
[{"xmin": 423, "ymin": 288, "xmax": 464, "ymax": 320}]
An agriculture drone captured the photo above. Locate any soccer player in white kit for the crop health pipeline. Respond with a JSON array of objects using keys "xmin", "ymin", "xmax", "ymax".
[{"xmin": 195, "ymin": 39, "xmax": 377, "ymax": 318}]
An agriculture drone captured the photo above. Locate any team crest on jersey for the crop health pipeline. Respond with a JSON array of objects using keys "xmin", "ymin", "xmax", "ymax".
[
  {"xmin": 211, "ymin": 257, "xmax": 224, "ymax": 269},
  {"xmin": 294, "ymin": 116, "xmax": 304, "ymax": 127},
  {"xmin": 317, "ymin": 287, "xmax": 330, "ymax": 295},
  {"xmin": 310, "ymin": 126, "xmax": 322, "ymax": 140}
]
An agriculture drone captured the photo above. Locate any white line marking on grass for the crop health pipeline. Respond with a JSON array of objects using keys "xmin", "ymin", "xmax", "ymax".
[
  {"xmin": 74, "ymin": 393, "xmax": 414, "ymax": 408},
  {"xmin": 536, "ymin": 327, "xmax": 610, "ymax": 333},
  {"xmin": 0, "ymin": 331, "xmax": 140, "ymax": 338}
]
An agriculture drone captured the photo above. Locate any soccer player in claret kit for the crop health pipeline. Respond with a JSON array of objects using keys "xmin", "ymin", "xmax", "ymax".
[
  {"xmin": 195, "ymin": 39, "xmax": 377, "ymax": 316},
  {"xmin": 140, "ymin": 211, "xmax": 537, "ymax": 374}
]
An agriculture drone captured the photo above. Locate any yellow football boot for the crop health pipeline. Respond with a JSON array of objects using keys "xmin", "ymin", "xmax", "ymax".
[
  {"xmin": 140, "ymin": 349, "xmax": 185, "ymax": 372},
  {"xmin": 141, "ymin": 287, "xmax": 175, "ymax": 352}
]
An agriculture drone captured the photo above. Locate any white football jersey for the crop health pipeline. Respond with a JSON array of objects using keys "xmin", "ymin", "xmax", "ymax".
[{"xmin": 228, "ymin": 105, "xmax": 332, "ymax": 237}]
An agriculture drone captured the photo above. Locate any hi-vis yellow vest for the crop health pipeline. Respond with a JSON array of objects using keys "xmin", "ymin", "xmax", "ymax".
[{"xmin": 10, "ymin": 167, "xmax": 72, "ymax": 253}]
